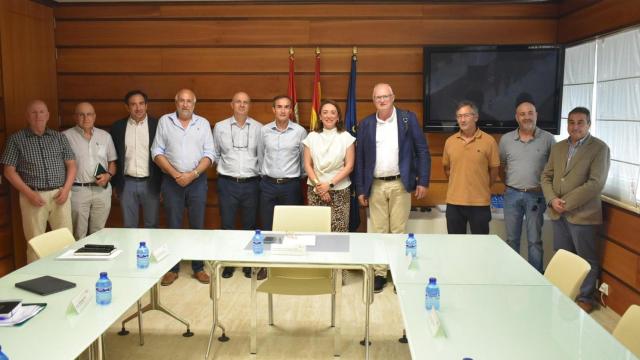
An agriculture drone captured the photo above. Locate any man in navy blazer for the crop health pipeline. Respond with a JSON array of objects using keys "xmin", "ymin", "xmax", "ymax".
[
  {"xmin": 355, "ymin": 83, "xmax": 430, "ymax": 292},
  {"xmin": 110, "ymin": 90, "xmax": 162, "ymax": 228}
]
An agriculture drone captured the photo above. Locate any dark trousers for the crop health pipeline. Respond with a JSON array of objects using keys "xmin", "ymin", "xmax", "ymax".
[
  {"xmin": 552, "ymin": 217, "xmax": 601, "ymax": 303},
  {"xmin": 162, "ymin": 174, "xmax": 207, "ymax": 273},
  {"xmin": 217, "ymin": 176, "xmax": 259, "ymax": 230},
  {"xmin": 259, "ymin": 178, "xmax": 302, "ymax": 231},
  {"xmin": 119, "ymin": 177, "xmax": 160, "ymax": 229},
  {"xmin": 446, "ymin": 204, "xmax": 491, "ymax": 234}
]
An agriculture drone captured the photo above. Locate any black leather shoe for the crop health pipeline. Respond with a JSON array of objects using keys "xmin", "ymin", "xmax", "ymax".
[
  {"xmin": 222, "ymin": 267, "xmax": 235, "ymax": 279},
  {"xmin": 374, "ymin": 276, "xmax": 387, "ymax": 293},
  {"xmin": 243, "ymin": 267, "xmax": 252, "ymax": 278}
]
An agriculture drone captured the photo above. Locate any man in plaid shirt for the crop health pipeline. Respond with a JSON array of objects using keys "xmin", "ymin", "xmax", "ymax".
[{"xmin": 1, "ymin": 100, "xmax": 77, "ymax": 260}]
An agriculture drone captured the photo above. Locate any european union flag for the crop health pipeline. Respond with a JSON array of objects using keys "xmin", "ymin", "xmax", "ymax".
[{"xmin": 345, "ymin": 53, "xmax": 360, "ymax": 232}]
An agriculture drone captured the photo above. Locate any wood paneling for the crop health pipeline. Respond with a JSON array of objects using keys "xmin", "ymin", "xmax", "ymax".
[
  {"xmin": 603, "ymin": 204, "xmax": 640, "ymax": 254},
  {"xmin": 1, "ymin": 0, "xmax": 57, "ymax": 268},
  {"xmin": 57, "ymin": 47, "xmax": 422, "ymax": 74},
  {"xmin": 558, "ymin": 0, "xmax": 640, "ymax": 43},
  {"xmin": 54, "ymin": 3, "xmax": 558, "ymax": 20},
  {"xmin": 601, "ymin": 271, "xmax": 640, "ymax": 317},
  {"xmin": 602, "ymin": 239, "xmax": 639, "ymax": 289}
]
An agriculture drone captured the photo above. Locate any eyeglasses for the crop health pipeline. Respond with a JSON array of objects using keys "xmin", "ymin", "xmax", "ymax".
[
  {"xmin": 373, "ymin": 94, "xmax": 393, "ymax": 102},
  {"xmin": 231, "ymin": 123, "xmax": 249, "ymax": 150},
  {"xmin": 456, "ymin": 112, "xmax": 476, "ymax": 120}
]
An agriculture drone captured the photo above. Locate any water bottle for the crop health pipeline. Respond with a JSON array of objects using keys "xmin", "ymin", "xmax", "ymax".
[
  {"xmin": 405, "ymin": 233, "xmax": 417, "ymax": 258},
  {"xmin": 252, "ymin": 229, "xmax": 264, "ymax": 255},
  {"xmin": 0, "ymin": 345, "xmax": 9, "ymax": 360},
  {"xmin": 425, "ymin": 277, "xmax": 440, "ymax": 311},
  {"xmin": 96, "ymin": 272, "xmax": 112, "ymax": 305},
  {"xmin": 136, "ymin": 241, "xmax": 150, "ymax": 269}
]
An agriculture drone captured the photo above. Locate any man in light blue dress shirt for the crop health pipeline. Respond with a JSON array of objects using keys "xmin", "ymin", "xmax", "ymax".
[
  {"xmin": 258, "ymin": 95, "xmax": 307, "ymax": 230},
  {"xmin": 213, "ymin": 92, "xmax": 263, "ymax": 278},
  {"xmin": 151, "ymin": 89, "xmax": 214, "ymax": 286}
]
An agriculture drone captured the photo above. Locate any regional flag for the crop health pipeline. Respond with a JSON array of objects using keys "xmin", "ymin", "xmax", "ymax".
[{"xmin": 309, "ymin": 50, "xmax": 321, "ymax": 131}]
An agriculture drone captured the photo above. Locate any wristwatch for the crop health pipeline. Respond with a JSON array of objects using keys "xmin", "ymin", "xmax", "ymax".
[
  {"xmin": 193, "ymin": 169, "xmax": 200, "ymax": 178},
  {"xmin": 329, "ymin": 182, "xmax": 335, "ymax": 189}
]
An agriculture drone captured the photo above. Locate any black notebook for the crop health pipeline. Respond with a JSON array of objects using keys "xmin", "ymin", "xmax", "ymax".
[{"xmin": 15, "ymin": 276, "xmax": 76, "ymax": 296}]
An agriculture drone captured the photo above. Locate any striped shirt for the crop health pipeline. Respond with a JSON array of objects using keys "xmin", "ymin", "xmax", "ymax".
[{"xmin": 1, "ymin": 128, "xmax": 75, "ymax": 189}]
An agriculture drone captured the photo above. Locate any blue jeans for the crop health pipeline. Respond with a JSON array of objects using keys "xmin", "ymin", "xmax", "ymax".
[
  {"xmin": 503, "ymin": 187, "xmax": 545, "ymax": 273},
  {"xmin": 217, "ymin": 176, "xmax": 259, "ymax": 230},
  {"xmin": 162, "ymin": 174, "xmax": 207, "ymax": 273},
  {"xmin": 119, "ymin": 177, "xmax": 160, "ymax": 228},
  {"xmin": 259, "ymin": 178, "xmax": 302, "ymax": 231}
]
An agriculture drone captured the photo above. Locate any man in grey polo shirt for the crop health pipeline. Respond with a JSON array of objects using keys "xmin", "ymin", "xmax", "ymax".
[
  {"xmin": 64, "ymin": 102, "xmax": 117, "ymax": 239},
  {"xmin": 499, "ymin": 100, "xmax": 555, "ymax": 273}
]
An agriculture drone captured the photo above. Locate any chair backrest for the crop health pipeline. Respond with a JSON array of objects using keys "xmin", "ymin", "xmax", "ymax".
[
  {"xmin": 272, "ymin": 205, "xmax": 331, "ymax": 233},
  {"xmin": 544, "ymin": 249, "xmax": 591, "ymax": 299},
  {"xmin": 269, "ymin": 205, "xmax": 332, "ymax": 282},
  {"xmin": 28, "ymin": 228, "xmax": 75, "ymax": 259},
  {"xmin": 613, "ymin": 304, "xmax": 640, "ymax": 357}
]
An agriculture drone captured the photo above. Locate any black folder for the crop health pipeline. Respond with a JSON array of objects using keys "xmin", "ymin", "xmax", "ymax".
[{"xmin": 15, "ymin": 276, "xmax": 76, "ymax": 296}]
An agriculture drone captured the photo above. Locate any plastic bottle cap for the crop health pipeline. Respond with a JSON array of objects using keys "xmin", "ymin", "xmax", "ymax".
[
  {"xmin": 100, "ymin": 272, "xmax": 107, "ymax": 277},
  {"xmin": 256, "ymin": 229, "xmax": 261, "ymax": 234},
  {"xmin": 140, "ymin": 241, "xmax": 146, "ymax": 246},
  {"xmin": 428, "ymin": 277, "xmax": 436, "ymax": 284},
  {"xmin": 408, "ymin": 233, "xmax": 414, "ymax": 237}
]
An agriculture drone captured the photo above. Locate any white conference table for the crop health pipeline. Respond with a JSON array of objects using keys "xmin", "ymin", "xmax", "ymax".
[
  {"xmin": 385, "ymin": 234, "xmax": 548, "ymax": 286},
  {"xmin": 0, "ymin": 272, "xmax": 158, "ymax": 360},
  {"xmin": 1, "ymin": 228, "xmax": 636, "ymax": 360},
  {"xmin": 395, "ymin": 283, "xmax": 639, "ymax": 360}
]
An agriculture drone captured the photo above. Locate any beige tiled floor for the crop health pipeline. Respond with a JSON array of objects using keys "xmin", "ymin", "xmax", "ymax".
[{"xmin": 102, "ymin": 263, "xmax": 622, "ymax": 359}]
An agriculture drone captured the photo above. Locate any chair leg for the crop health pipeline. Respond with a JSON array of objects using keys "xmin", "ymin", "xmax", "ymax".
[{"xmin": 268, "ymin": 293, "xmax": 274, "ymax": 326}]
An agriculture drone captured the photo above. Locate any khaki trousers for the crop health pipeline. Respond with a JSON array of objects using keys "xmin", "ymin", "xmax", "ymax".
[
  {"xmin": 19, "ymin": 189, "xmax": 73, "ymax": 262},
  {"xmin": 70, "ymin": 185, "xmax": 112, "ymax": 240},
  {"xmin": 368, "ymin": 179, "xmax": 411, "ymax": 277}
]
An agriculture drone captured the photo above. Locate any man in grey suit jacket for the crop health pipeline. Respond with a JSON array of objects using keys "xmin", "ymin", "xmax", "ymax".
[{"xmin": 541, "ymin": 107, "xmax": 610, "ymax": 313}]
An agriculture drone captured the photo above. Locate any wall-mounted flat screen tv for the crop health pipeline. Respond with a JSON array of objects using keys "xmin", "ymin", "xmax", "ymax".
[{"xmin": 423, "ymin": 44, "xmax": 564, "ymax": 134}]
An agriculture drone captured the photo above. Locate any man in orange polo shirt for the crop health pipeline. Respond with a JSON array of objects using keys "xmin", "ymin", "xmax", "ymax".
[{"xmin": 442, "ymin": 100, "xmax": 500, "ymax": 234}]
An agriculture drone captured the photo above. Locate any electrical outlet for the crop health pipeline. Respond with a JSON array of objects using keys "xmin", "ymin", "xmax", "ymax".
[{"xmin": 599, "ymin": 282, "xmax": 609, "ymax": 296}]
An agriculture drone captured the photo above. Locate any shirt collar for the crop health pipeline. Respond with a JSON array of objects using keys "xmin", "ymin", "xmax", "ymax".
[
  {"xmin": 270, "ymin": 120, "xmax": 292, "ymax": 131},
  {"xmin": 456, "ymin": 128, "xmax": 481, "ymax": 140},
  {"xmin": 26, "ymin": 128, "xmax": 53, "ymax": 137},
  {"xmin": 569, "ymin": 133, "xmax": 590, "ymax": 146},
  {"xmin": 74, "ymin": 125, "xmax": 94, "ymax": 136},
  {"xmin": 128, "ymin": 115, "xmax": 148, "ymax": 126},
  {"xmin": 513, "ymin": 127, "xmax": 539, "ymax": 141},
  {"xmin": 376, "ymin": 107, "xmax": 397, "ymax": 125}
]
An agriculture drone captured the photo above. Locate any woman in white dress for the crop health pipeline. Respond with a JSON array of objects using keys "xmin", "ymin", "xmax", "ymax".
[{"xmin": 302, "ymin": 99, "xmax": 355, "ymax": 232}]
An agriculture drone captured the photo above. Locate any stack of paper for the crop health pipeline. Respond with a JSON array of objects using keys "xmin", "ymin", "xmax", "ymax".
[{"xmin": 0, "ymin": 304, "xmax": 46, "ymax": 326}]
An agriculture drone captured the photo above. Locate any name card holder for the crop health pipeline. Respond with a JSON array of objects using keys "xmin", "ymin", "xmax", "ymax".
[
  {"xmin": 427, "ymin": 308, "xmax": 446, "ymax": 337},
  {"xmin": 152, "ymin": 245, "xmax": 170, "ymax": 262},
  {"xmin": 71, "ymin": 289, "xmax": 91, "ymax": 314},
  {"xmin": 270, "ymin": 243, "xmax": 306, "ymax": 256}
]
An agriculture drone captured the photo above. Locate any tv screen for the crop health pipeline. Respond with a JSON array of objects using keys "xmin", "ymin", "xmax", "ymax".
[{"xmin": 423, "ymin": 45, "xmax": 564, "ymax": 134}]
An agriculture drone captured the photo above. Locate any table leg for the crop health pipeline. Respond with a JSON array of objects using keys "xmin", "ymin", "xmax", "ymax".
[
  {"xmin": 205, "ymin": 261, "xmax": 229, "ymax": 360},
  {"xmin": 250, "ymin": 267, "xmax": 258, "ymax": 354},
  {"xmin": 334, "ymin": 269, "xmax": 342, "ymax": 357}
]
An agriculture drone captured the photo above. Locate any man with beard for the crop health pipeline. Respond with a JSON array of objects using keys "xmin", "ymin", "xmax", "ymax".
[
  {"xmin": 151, "ymin": 88, "xmax": 214, "ymax": 286},
  {"xmin": 499, "ymin": 100, "xmax": 555, "ymax": 273}
]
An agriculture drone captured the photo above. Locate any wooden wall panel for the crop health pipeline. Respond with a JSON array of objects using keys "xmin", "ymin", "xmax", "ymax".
[
  {"xmin": 57, "ymin": 47, "xmax": 422, "ymax": 74},
  {"xmin": 54, "ymin": 4, "xmax": 558, "ymax": 20},
  {"xmin": 602, "ymin": 240, "xmax": 639, "ymax": 289},
  {"xmin": 601, "ymin": 271, "xmax": 640, "ymax": 318},
  {"xmin": 558, "ymin": 0, "xmax": 640, "ymax": 43},
  {"xmin": 1, "ymin": 0, "xmax": 57, "ymax": 269},
  {"xmin": 603, "ymin": 205, "xmax": 640, "ymax": 254}
]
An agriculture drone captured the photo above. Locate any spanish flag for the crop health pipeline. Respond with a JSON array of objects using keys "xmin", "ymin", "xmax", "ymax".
[{"xmin": 309, "ymin": 48, "xmax": 321, "ymax": 131}]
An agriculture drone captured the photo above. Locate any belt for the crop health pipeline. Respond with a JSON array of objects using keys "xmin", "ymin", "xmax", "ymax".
[
  {"xmin": 219, "ymin": 174, "xmax": 260, "ymax": 183},
  {"xmin": 73, "ymin": 182, "xmax": 99, "ymax": 187},
  {"xmin": 30, "ymin": 186, "xmax": 60, "ymax": 192},
  {"xmin": 507, "ymin": 185, "xmax": 542, "ymax": 193},
  {"xmin": 263, "ymin": 176, "xmax": 299, "ymax": 184},
  {"xmin": 125, "ymin": 176, "xmax": 149, "ymax": 181},
  {"xmin": 374, "ymin": 175, "xmax": 401, "ymax": 181}
]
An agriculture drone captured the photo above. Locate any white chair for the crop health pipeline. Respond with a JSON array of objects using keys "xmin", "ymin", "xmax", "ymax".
[
  {"xmin": 544, "ymin": 249, "xmax": 591, "ymax": 299},
  {"xmin": 255, "ymin": 205, "xmax": 340, "ymax": 354},
  {"xmin": 28, "ymin": 228, "xmax": 75, "ymax": 259},
  {"xmin": 613, "ymin": 304, "xmax": 640, "ymax": 357}
]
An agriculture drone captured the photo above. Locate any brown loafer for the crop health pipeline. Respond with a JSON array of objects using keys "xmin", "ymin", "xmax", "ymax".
[
  {"xmin": 257, "ymin": 268, "xmax": 267, "ymax": 281},
  {"xmin": 577, "ymin": 300, "xmax": 594, "ymax": 313},
  {"xmin": 161, "ymin": 272, "xmax": 179, "ymax": 286},
  {"xmin": 193, "ymin": 271, "xmax": 210, "ymax": 284}
]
